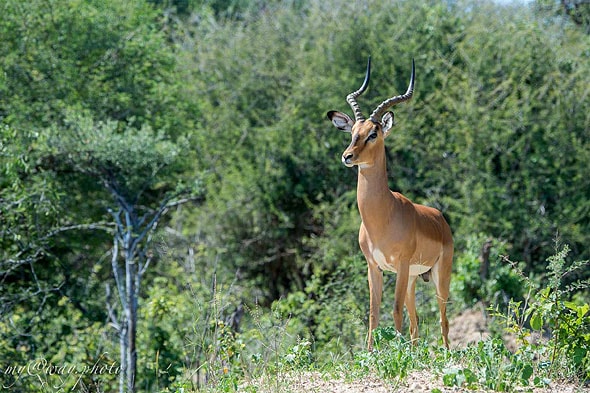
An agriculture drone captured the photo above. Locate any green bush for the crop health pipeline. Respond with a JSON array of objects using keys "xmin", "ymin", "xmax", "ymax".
[
  {"xmin": 495, "ymin": 243, "xmax": 590, "ymax": 381},
  {"xmin": 451, "ymin": 234, "xmax": 524, "ymax": 310}
]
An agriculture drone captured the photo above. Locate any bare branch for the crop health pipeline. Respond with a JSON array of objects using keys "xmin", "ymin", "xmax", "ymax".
[
  {"xmin": 111, "ymin": 237, "xmax": 127, "ymax": 311},
  {"xmin": 105, "ymin": 283, "xmax": 121, "ymax": 332},
  {"xmin": 41, "ymin": 222, "xmax": 114, "ymax": 241},
  {"xmin": 138, "ymin": 250, "xmax": 153, "ymax": 277},
  {"xmin": 131, "ymin": 194, "xmax": 202, "ymax": 253}
]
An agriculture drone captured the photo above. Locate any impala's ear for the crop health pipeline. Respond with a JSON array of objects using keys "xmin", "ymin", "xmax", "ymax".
[
  {"xmin": 327, "ymin": 111, "xmax": 354, "ymax": 132},
  {"xmin": 382, "ymin": 111, "xmax": 395, "ymax": 138}
]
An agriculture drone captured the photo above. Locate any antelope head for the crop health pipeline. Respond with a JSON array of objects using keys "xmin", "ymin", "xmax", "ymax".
[{"xmin": 327, "ymin": 57, "xmax": 415, "ymax": 168}]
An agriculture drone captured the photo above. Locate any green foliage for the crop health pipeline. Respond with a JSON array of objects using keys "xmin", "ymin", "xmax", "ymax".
[
  {"xmin": 181, "ymin": 0, "xmax": 590, "ymax": 313},
  {"xmin": 534, "ymin": 0, "xmax": 590, "ymax": 33},
  {"xmin": 0, "ymin": 0, "xmax": 180, "ymax": 130},
  {"xmin": 442, "ymin": 366, "xmax": 478, "ymax": 389},
  {"xmin": 525, "ymin": 244, "xmax": 590, "ymax": 379},
  {"xmin": 451, "ymin": 234, "xmax": 524, "ymax": 310},
  {"xmin": 351, "ymin": 331, "xmax": 551, "ymax": 392},
  {"xmin": 354, "ymin": 327, "xmax": 428, "ymax": 380},
  {"xmin": 494, "ymin": 243, "xmax": 590, "ymax": 381},
  {"xmin": 43, "ymin": 110, "xmax": 192, "ymax": 203},
  {"xmin": 139, "ymin": 268, "xmax": 196, "ymax": 390},
  {"xmin": 283, "ymin": 338, "xmax": 312, "ymax": 370},
  {"xmin": 1, "ymin": 1, "xmax": 194, "ymax": 390},
  {"xmin": 445, "ymin": 338, "xmax": 550, "ymax": 391}
]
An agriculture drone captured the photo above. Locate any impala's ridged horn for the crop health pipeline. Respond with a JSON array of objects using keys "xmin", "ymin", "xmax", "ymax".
[
  {"xmin": 369, "ymin": 58, "xmax": 415, "ymax": 123},
  {"xmin": 346, "ymin": 56, "xmax": 371, "ymax": 122}
]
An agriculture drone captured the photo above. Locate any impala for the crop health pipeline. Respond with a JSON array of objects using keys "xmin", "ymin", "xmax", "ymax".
[{"xmin": 327, "ymin": 57, "xmax": 453, "ymax": 350}]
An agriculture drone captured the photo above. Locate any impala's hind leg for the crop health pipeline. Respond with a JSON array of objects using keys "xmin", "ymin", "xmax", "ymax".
[
  {"xmin": 431, "ymin": 251, "xmax": 452, "ymax": 349},
  {"xmin": 405, "ymin": 275, "xmax": 419, "ymax": 344}
]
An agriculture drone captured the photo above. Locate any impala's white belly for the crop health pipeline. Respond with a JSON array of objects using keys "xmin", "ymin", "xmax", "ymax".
[{"xmin": 372, "ymin": 248, "xmax": 430, "ymax": 275}]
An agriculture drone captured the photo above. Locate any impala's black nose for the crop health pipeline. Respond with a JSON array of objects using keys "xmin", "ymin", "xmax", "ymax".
[{"xmin": 342, "ymin": 153, "xmax": 354, "ymax": 166}]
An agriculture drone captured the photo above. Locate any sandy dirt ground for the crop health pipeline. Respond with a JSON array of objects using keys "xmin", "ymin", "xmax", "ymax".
[{"xmin": 257, "ymin": 370, "xmax": 588, "ymax": 393}]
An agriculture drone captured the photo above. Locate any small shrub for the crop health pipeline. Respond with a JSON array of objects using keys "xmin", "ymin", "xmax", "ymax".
[
  {"xmin": 525, "ymin": 244, "xmax": 590, "ymax": 379},
  {"xmin": 495, "ymin": 242, "xmax": 590, "ymax": 381},
  {"xmin": 451, "ymin": 338, "xmax": 542, "ymax": 391},
  {"xmin": 442, "ymin": 366, "xmax": 478, "ymax": 389},
  {"xmin": 353, "ymin": 326, "xmax": 431, "ymax": 380},
  {"xmin": 283, "ymin": 337, "xmax": 312, "ymax": 369}
]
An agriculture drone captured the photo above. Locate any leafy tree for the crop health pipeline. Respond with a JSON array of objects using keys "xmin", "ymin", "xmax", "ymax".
[
  {"xmin": 535, "ymin": 0, "xmax": 590, "ymax": 33},
  {"xmin": 41, "ymin": 111, "xmax": 199, "ymax": 392},
  {"xmin": 0, "ymin": 0, "xmax": 185, "ymax": 132},
  {"xmin": 1, "ymin": 0, "xmax": 199, "ymax": 391}
]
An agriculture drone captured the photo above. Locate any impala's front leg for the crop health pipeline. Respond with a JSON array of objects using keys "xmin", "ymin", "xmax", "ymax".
[
  {"xmin": 393, "ymin": 261, "xmax": 409, "ymax": 335},
  {"xmin": 367, "ymin": 262, "xmax": 383, "ymax": 351}
]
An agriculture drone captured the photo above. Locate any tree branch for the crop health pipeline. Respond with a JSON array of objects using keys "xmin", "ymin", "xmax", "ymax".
[
  {"xmin": 111, "ymin": 235, "xmax": 127, "ymax": 311},
  {"xmin": 41, "ymin": 222, "xmax": 114, "ymax": 241},
  {"xmin": 131, "ymin": 194, "xmax": 203, "ymax": 254},
  {"xmin": 106, "ymin": 283, "xmax": 121, "ymax": 332}
]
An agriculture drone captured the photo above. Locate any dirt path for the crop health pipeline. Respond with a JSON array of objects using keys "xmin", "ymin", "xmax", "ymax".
[{"xmin": 246, "ymin": 370, "xmax": 587, "ymax": 393}]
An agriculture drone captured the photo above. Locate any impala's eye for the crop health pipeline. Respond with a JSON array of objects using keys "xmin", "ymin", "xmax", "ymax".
[{"xmin": 367, "ymin": 132, "xmax": 377, "ymax": 142}]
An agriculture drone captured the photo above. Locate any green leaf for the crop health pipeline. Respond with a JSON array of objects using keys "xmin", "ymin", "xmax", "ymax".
[
  {"xmin": 573, "ymin": 347, "xmax": 587, "ymax": 366},
  {"xmin": 463, "ymin": 368, "xmax": 477, "ymax": 384},
  {"xmin": 442, "ymin": 372, "xmax": 457, "ymax": 387},
  {"xmin": 521, "ymin": 364, "xmax": 534, "ymax": 382},
  {"xmin": 530, "ymin": 312, "xmax": 543, "ymax": 331}
]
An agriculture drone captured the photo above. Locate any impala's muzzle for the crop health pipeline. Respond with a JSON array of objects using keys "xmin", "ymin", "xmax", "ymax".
[{"xmin": 342, "ymin": 152, "xmax": 354, "ymax": 167}]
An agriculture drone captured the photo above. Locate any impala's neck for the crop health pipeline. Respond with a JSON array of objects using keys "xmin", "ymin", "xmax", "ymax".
[{"xmin": 356, "ymin": 149, "xmax": 394, "ymax": 233}]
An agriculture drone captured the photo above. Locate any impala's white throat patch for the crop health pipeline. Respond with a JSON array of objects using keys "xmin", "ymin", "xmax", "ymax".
[{"xmin": 372, "ymin": 248, "xmax": 431, "ymax": 275}]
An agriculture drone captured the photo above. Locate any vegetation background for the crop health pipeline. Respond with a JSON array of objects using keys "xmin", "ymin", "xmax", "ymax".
[{"xmin": 1, "ymin": 0, "xmax": 588, "ymax": 391}]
